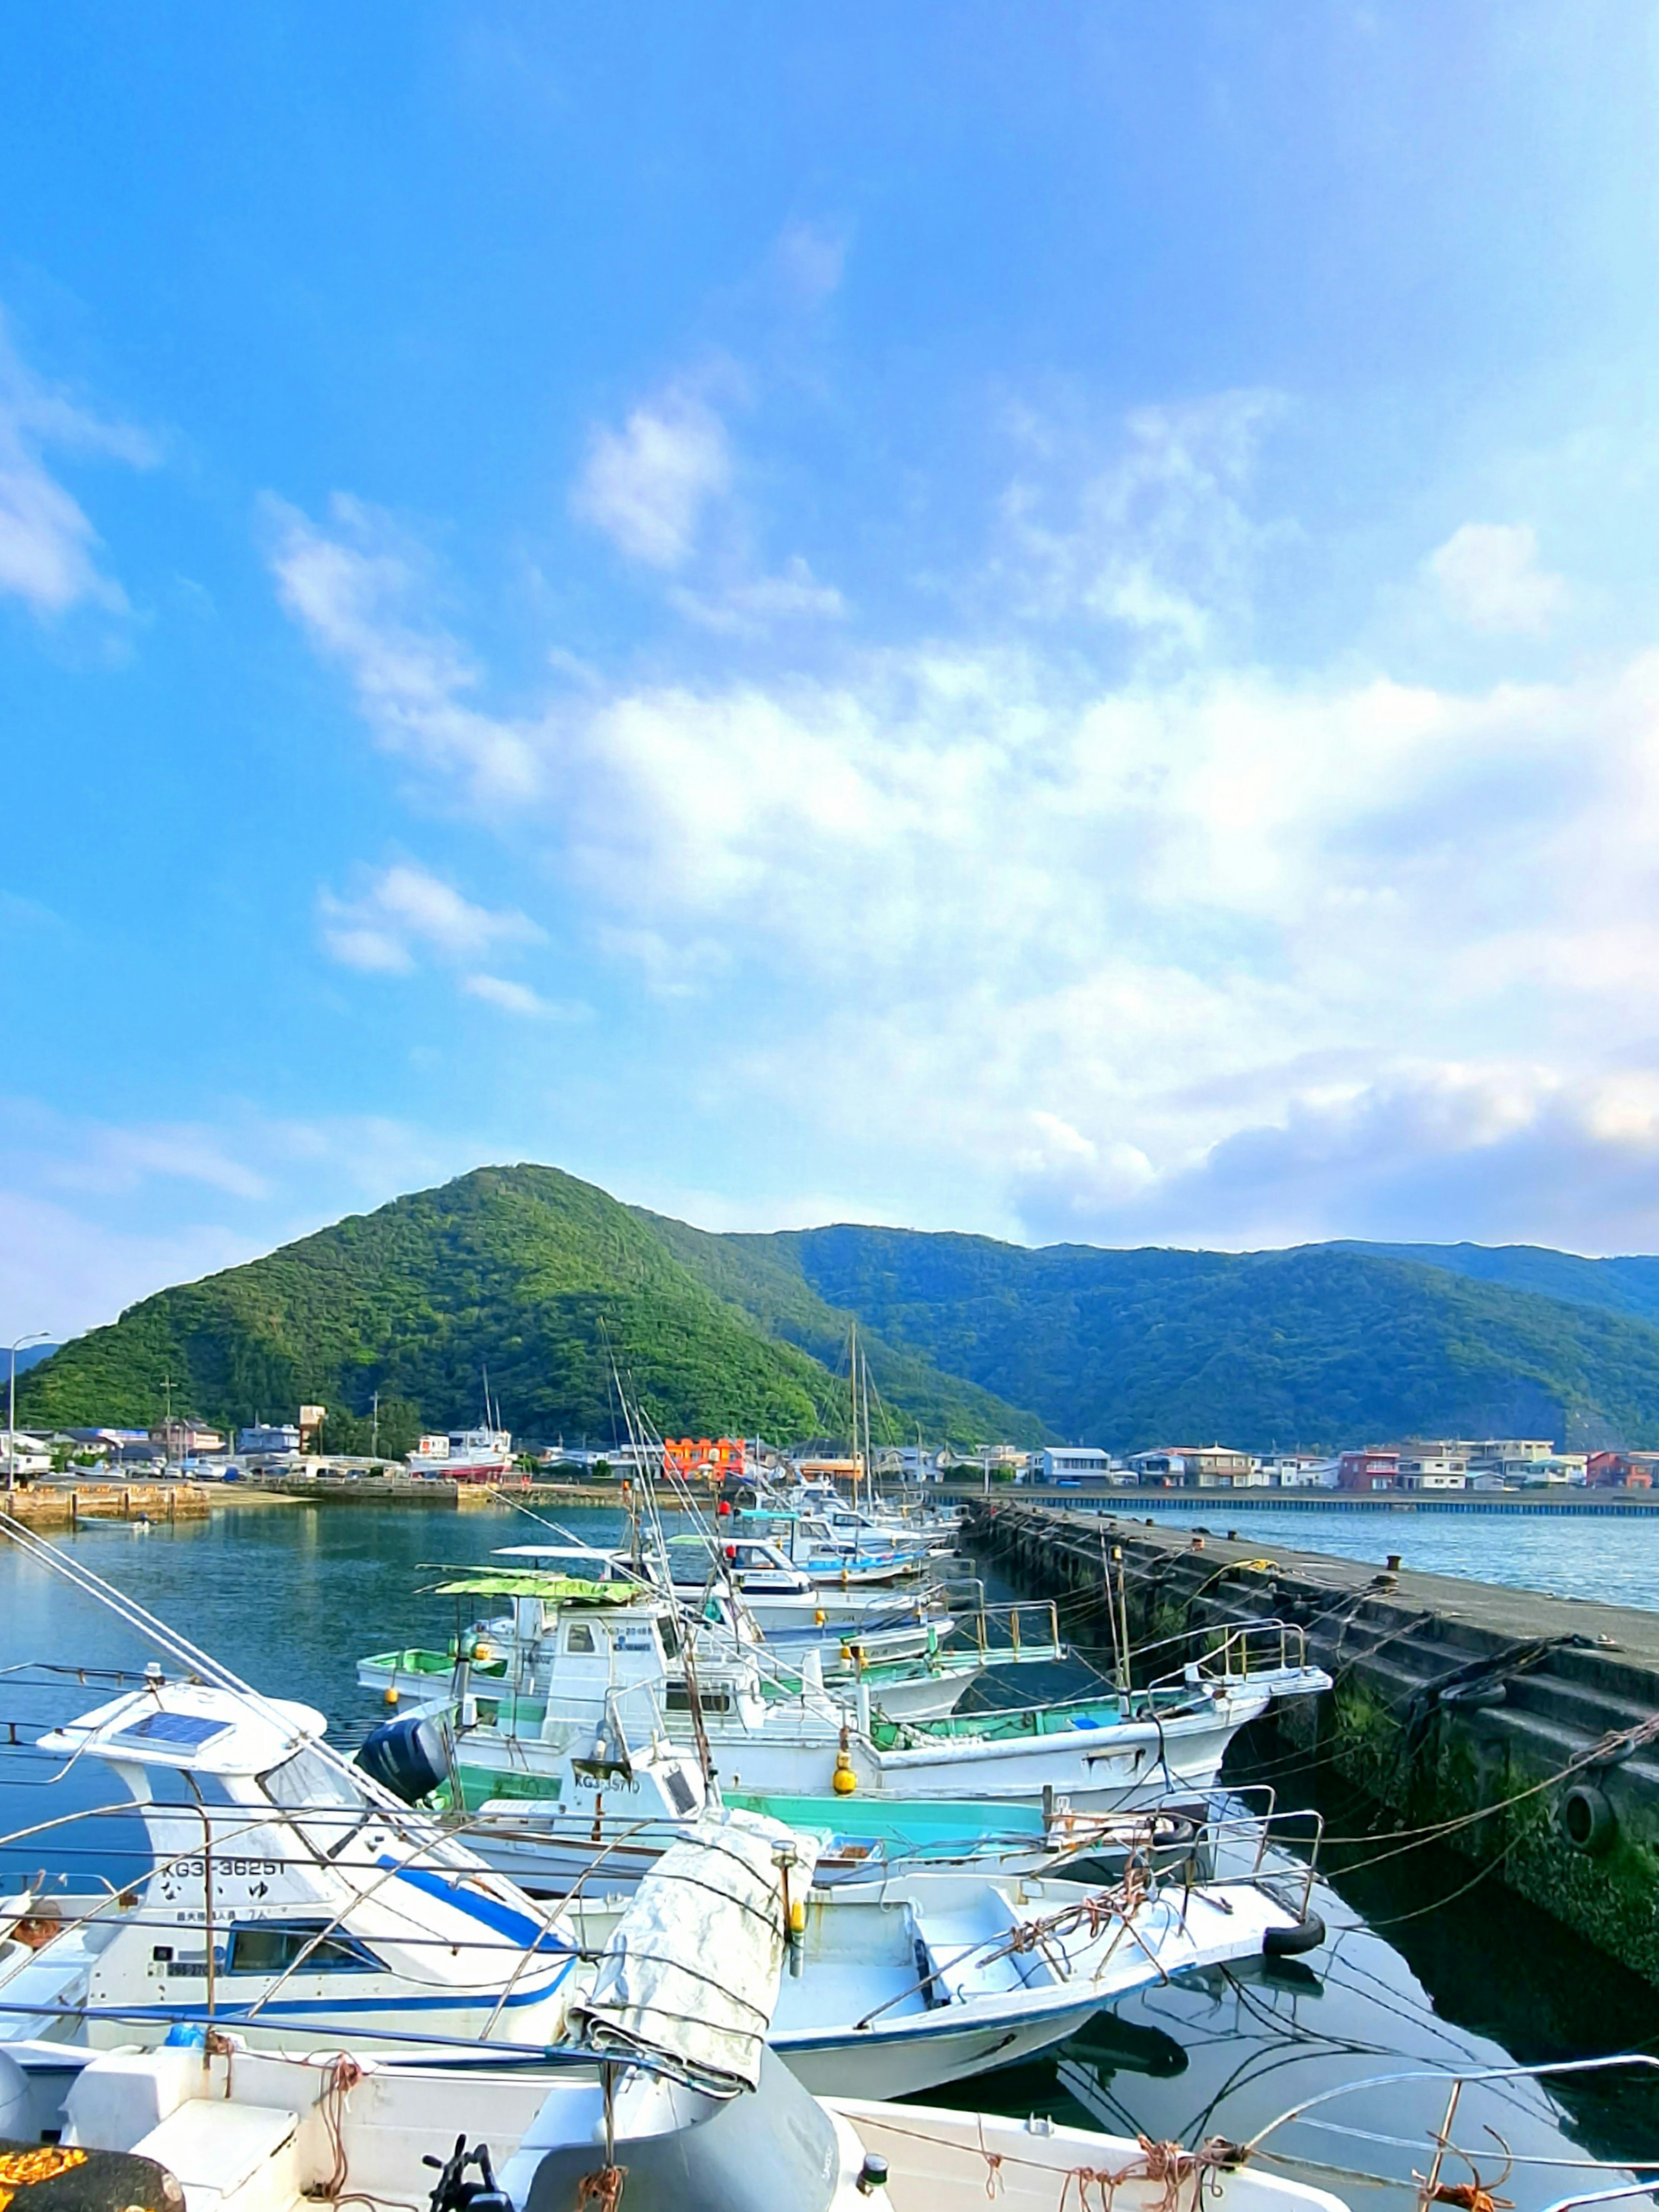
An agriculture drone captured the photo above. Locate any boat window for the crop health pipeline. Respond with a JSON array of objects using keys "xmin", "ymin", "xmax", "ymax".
[
  {"xmin": 225, "ymin": 1921, "xmax": 381, "ymax": 1975},
  {"xmin": 566, "ymin": 1623, "xmax": 596, "ymax": 1653},
  {"xmin": 658, "ymin": 1614, "xmax": 680, "ymax": 1659},
  {"xmin": 261, "ymin": 1745, "xmax": 369, "ymax": 1811},
  {"xmin": 666, "ymin": 1685, "xmax": 731, "ymax": 1715}
]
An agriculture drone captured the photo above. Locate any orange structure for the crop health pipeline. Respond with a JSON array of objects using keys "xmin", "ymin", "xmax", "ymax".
[{"xmin": 662, "ymin": 1435, "xmax": 747, "ymax": 1482}]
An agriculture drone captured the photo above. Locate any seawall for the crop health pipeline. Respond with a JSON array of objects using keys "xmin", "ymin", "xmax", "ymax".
[
  {"xmin": 0, "ymin": 1483, "xmax": 212, "ymax": 1528},
  {"xmin": 968, "ymin": 1501, "xmax": 1659, "ymax": 1983}
]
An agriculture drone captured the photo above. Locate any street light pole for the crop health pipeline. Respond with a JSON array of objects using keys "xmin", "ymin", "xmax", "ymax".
[{"xmin": 7, "ymin": 1332, "xmax": 54, "ymax": 1494}]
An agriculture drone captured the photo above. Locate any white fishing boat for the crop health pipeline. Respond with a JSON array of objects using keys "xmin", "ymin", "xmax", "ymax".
[
  {"xmin": 3, "ymin": 2007, "xmax": 1360, "ymax": 2212},
  {"xmin": 551, "ymin": 1847, "xmax": 1323, "ymax": 2098},
  {"xmin": 0, "ymin": 1679, "xmax": 581, "ymax": 2055},
  {"xmin": 359, "ymin": 1568, "xmax": 1329, "ymax": 1812},
  {"xmin": 655, "ymin": 1529, "xmax": 957, "ymax": 1640},
  {"xmin": 0, "ymin": 1687, "xmax": 1319, "ymax": 2110},
  {"xmin": 492, "ymin": 1540, "xmax": 1060, "ymax": 1708},
  {"xmin": 3, "ymin": 1792, "xmax": 1353, "ymax": 2212}
]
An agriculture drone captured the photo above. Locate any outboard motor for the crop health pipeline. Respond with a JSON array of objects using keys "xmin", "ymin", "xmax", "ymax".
[{"xmin": 356, "ymin": 1712, "xmax": 450, "ymax": 1805}]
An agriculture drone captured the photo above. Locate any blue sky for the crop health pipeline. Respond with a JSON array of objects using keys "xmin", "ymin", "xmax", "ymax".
[{"xmin": 5, "ymin": 3, "xmax": 1659, "ymax": 1341}]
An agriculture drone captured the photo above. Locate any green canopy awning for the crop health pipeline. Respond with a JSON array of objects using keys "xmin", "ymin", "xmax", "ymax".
[{"xmin": 428, "ymin": 1573, "xmax": 640, "ymax": 1604}]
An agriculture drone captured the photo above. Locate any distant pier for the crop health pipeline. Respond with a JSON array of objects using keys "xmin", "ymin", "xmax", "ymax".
[
  {"xmin": 0, "ymin": 1482, "xmax": 212, "ymax": 1529},
  {"xmin": 969, "ymin": 1501, "xmax": 1659, "ymax": 1983}
]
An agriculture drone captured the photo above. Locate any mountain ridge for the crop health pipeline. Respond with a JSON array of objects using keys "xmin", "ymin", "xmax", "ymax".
[{"xmin": 19, "ymin": 1167, "xmax": 1659, "ymax": 1452}]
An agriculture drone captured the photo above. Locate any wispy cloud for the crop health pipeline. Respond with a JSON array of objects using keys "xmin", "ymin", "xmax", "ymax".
[
  {"xmin": 570, "ymin": 389, "xmax": 731, "ymax": 568},
  {"xmin": 273, "ymin": 388, "xmax": 1659, "ymax": 1252},
  {"xmin": 991, "ymin": 389, "xmax": 1286, "ymax": 652},
  {"xmin": 267, "ymin": 494, "xmax": 543, "ymax": 801},
  {"xmin": 1426, "ymin": 522, "xmax": 1567, "ymax": 636},
  {"xmin": 318, "ymin": 862, "xmax": 543, "ymax": 975},
  {"xmin": 461, "ymin": 972, "xmax": 584, "ymax": 1020},
  {"xmin": 773, "ymin": 218, "xmax": 849, "ymax": 306},
  {"xmin": 0, "ymin": 311, "xmax": 158, "ymax": 617},
  {"xmin": 669, "ymin": 554, "xmax": 846, "ymax": 632}
]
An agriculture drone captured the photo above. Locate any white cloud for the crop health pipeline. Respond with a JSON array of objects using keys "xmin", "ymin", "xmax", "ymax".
[
  {"xmin": 267, "ymin": 495, "xmax": 543, "ymax": 802},
  {"xmin": 318, "ymin": 863, "xmax": 543, "ymax": 975},
  {"xmin": 570, "ymin": 391, "xmax": 731, "ymax": 568},
  {"xmin": 462, "ymin": 973, "xmax": 582, "ymax": 1020},
  {"xmin": 1427, "ymin": 522, "xmax": 1567, "ymax": 636},
  {"xmin": 0, "ymin": 312, "xmax": 157, "ymax": 617},
  {"xmin": 773, "ymin": 219, "xmax": 849, "ymax": 305},
  {"xmin": 273, "ymin": 398, "xmax": 1659, "ymax": 1254},
  {"xmin": 669, "ymin": 554, "xmax": 846, "ymax": 632},
  {"xmin": 0, "ymin": 1189, "xmax": 259, "ymax": 1344},
  {"xmin": 992, "ymin": 389, "xmax": 1285, "ymax": 651},
  {"xmin": 0, "ymin": 1101, "xmax": 456, "ymax": 1341}
]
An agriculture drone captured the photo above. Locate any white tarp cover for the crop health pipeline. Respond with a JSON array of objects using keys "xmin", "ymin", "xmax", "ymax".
[{"xmin": 569, "ymin": 1812, "xmax": 820, "ymax": 2095}]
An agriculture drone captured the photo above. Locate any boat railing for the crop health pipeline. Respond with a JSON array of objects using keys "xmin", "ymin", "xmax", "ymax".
[
  {"xmin": 1041, "ymin": 1781, "xmax": 1325, "ymax": 1921},
  {"xmin": 1245, "ymin": 2056, "xmax": 1659, "ymax": 2208},
  {"xmin": 1143, "ymin": 1617, "xmax": 1312, "ymax": 1692},
  {"xmin": 934, "ymin": 1599, "xmax": 1064, "ymax": 1661}
]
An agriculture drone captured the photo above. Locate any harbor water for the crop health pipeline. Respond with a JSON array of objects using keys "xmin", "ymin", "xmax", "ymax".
[
  {"xmin": 1061, "ymin": 1497, "xmax": 1659, "ymax": 1613},
  {"xmin": 2, "ymin": 1498, "xmax": 1657, "ymax": 2198}
]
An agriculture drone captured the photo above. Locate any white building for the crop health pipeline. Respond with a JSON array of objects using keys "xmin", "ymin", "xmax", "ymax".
[
  {"xmin": 1502, "ymin": 1454, "xmax": 1586, "ymax": 1485},
  {"xmin": 238, "ymin": 1424, "xmax": 301, "ymax": 1457},
  {"xmin": 1028, "ymin": 1446, "xmax": 1109, "ymax": 1483},
  {"xmin": 1397, "ymin": 1453, "xmax": 1468, "ymax": 1492},
  {"xmin": 1263, "ymin": 1456, "xmax": 1340, "ymax": 1489},
  {"xmin": 885, "ymin": 1445, "xmax": 947, "ymax": 1481}
]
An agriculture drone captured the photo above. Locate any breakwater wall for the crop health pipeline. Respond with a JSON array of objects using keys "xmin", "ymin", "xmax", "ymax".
[
  {"xmin": 241, "ymin": 1476, "xmax": 713, "ymax": 1508},
  {"xmin": 969, "ymin": 1502, "xmax": 1659, "ymax": 1983},
  {"xmin": 0, "ymin": 1483, "xmax": 211, "ymax": 1529},
  {"xmin": 932, "ymin": 1484, "xmax": 1659, "ymax": 1515}
]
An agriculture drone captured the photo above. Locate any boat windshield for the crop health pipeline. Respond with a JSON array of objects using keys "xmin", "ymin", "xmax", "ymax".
[{"xmin": 261, "ymin": 1744, "xmax": 369, "ymax": 1811}]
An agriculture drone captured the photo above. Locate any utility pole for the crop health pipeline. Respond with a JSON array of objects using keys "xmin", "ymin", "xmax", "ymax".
[
  {"xmin": 372, "ymin": 1391, "xmax": 380, "ymax": 1458},
  {"xmin": 7, "ymin": 1332, "xmax": 54, "ymax": 1494},
  {"xmin": 160, "ymin": 1375, "xmax": 176, "ymax": 1470}
]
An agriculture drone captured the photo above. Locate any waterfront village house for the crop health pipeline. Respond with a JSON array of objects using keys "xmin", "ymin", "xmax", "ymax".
[
  {"xmin": 299, "ymin": 1405, "xmax": 326, "ymax": 1451},
  {"xmin": 1338, "ymin": 1449, "xmax": 1400, "ymax": 1492},
  {"xmin": 1498, "ymin": 1453, "xmax": 1586, "ymax": 1485},
  {"xmin": 798, "ymin": 1456, "xmax": 865, "ymax": 1483},
  {"xmin": 147, "ymin": 1423, "xmax": 224, "ymax": 1457},
  {"xmin": 1588, "ymin": 1452, "xmax": 1657, "ymax": 1490},
  {"xmin": 3, "ymin": 1433, "xmax": 52, "ymax": 1478},
  {"xmin": 1129, "ymin": 1445, "xmax": 1255, "ymax": 1488},
  {"xmin": 1027, "ymin": 1446, "xmax": 1109, "ymax": 1483},
  {"xmin": 663, "ymin": 1437, "xmax": 747, "ymax": 1482},
  {"xmin": 883, "ymin": 1445, "xmax": 949, "ymax": 1481},
  {"xmin": 1261, "ymin": 1456, "xmax": 1339, "ymax": 1488},
  {"xmin": 1396, "ymin": 1453, "xmax": 1468, "ymax": 1492},
  {"xmin": 238, "ymin": 1423, "xmax": 300, "ymax": 1457}
]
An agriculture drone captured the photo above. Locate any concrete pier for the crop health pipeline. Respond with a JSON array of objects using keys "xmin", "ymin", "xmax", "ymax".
[
  {"xmin": 0, "ymin": 1482, "xmax": 211, "ymax": 1529},
  {"xmin": 969, "ymin": 1501, "xmax": 1659, "ymax": 1983}
]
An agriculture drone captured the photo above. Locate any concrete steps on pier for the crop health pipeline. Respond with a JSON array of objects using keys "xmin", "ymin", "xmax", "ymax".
[{"xmin": 969, "ymin": 1502, "xmax": 1659, "ymax": 1984}]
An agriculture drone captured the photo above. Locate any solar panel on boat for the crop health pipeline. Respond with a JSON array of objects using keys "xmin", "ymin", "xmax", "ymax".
[{"xmin": 111, "ymin": 1711, "xmax": 234, "ymax": 1750}]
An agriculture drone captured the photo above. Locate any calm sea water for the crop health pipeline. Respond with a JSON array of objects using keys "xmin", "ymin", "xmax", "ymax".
[
  {"xmin": 1074, "ymin": 1500, "xmax": 1659, "ymax": 1611},
  {"xmin": 0, "ymin": 1498, "xmax": 1654, "ymax": 2201}
]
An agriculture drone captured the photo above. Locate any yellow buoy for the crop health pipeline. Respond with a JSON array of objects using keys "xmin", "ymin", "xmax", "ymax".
[
  {"xmin": 814, "ymin": 1608, "xmax": 826, "ymax": 1626},
  {"xmin": 789, "ymin": 1897, "xmax": 807, "ymax": 1936},
  {"xmin": 382, "ymin": 1686, "xmax": 400, "ymax": 1707},
  {"xmin": 832, "ymin": 1749, "xmax": 858, "ymax": 1796}
]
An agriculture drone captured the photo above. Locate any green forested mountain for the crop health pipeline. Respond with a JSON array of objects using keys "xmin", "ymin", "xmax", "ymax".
[
  {"xmin": 1334, "ymin": 1242, "xmax": 1659, "ymax": 1332},
  {"xmin": 20, "ymin": 1164, "xmax": 1659, "ymax": 1452},
  {"xmin": 652, "ymin": 1224, "xmax": 1659, "ymax": 1452},
  {"xmin": 15, "ymin": 1166, "xmax": 1037, "ymax": 1447}
]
